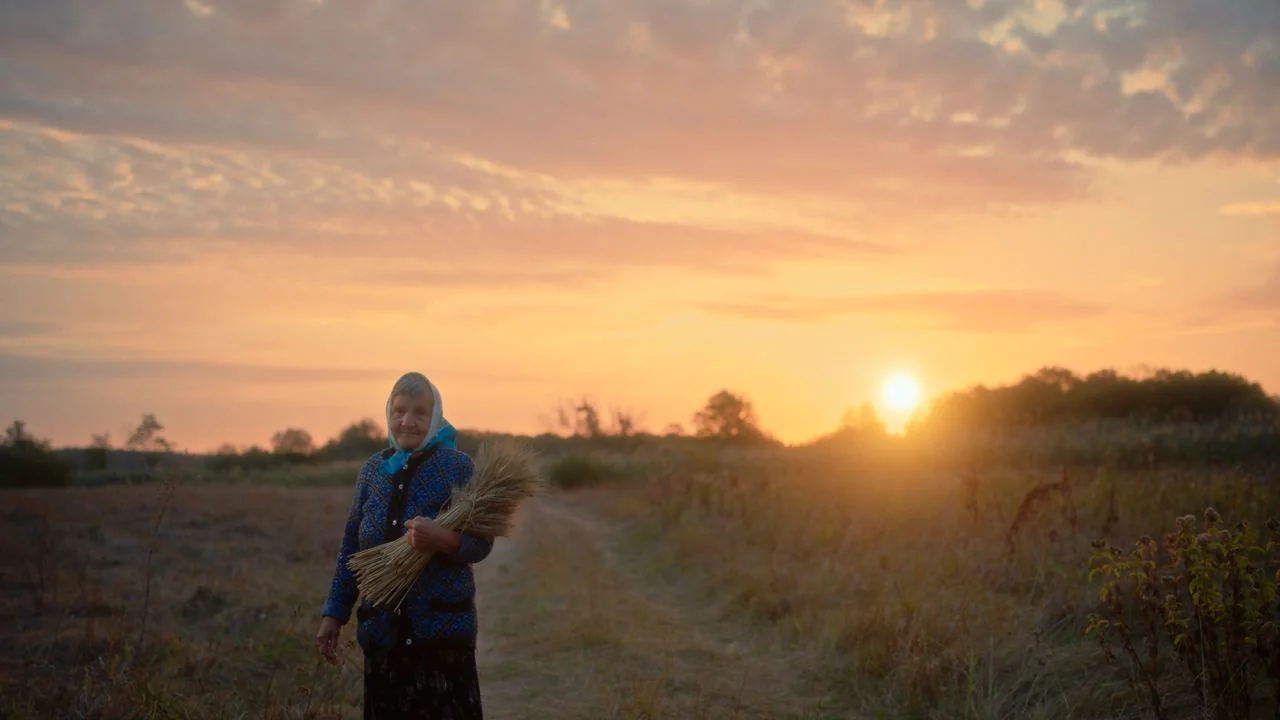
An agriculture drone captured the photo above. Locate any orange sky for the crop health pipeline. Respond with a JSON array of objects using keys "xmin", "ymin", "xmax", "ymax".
[{"xmin": 1, "ymin": 0, "xmax": 1278, "ymax": 450}]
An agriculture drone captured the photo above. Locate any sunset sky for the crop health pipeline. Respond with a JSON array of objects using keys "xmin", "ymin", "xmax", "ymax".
[{"xmin": 1, "ymin": 0, "xmax": 1278, "ymax": 451}]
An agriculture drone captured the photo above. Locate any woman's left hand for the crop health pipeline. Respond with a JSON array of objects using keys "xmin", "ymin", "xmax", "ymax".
[{"xmin": 404, "ymin": 516, "xmax": 461, "ymax": 554}]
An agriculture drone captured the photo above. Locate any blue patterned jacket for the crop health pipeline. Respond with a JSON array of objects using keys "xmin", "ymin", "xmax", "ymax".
[{"xmin": 321, "ymin": 447, "xmax": 494, "ymax": 654}]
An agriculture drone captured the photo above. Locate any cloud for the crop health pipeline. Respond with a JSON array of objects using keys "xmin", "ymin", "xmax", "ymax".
[
  {"xmin": 0, "ymin": 352, "xmax": 386, "ymax": 383},
  {"xmin": 2, "ymin": 0, "xmax": 1277, "ymax": 235},
  {"xmin": 1148, "ymin": 315, "xmax": 1275, "ymax": 340},
  {"xmin": 0, "ymin": 352, "xmax": 536, "ymax": 386},
  {"xmin": 371, "ymin": 265, "xmax": 605, "ymax": 291},
  {"xmin": 0, "ymin": 321, "xmax": 58, "ymax": 337},
  {"xmin": 0, "ymin": 120, "xmax": 894, "ymax": 275},
  {"xmin": 700, "ymin": 289, "xmax": 1105, "ymax": 333},
  {"xmin": 1220, "ymin": 263, "xmax": 1280, "ymax": 309},
  {"xmin": 1219, "ymin": 200, "xmax": 1280, "ymax": 217}
]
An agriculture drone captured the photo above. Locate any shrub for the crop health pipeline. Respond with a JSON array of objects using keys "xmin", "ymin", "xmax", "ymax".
[
  {"xmin": 0, "ymin": 437, "xmax": 71, "ymax": 488},
  {"xmin": 545, "ymin": 454, "xmax": 616, "ymax": 489},
  {"xmin": 205, "ymin": 447, "xmax": 309, "ymax": 474},
  {"xmin": 1086, "ymin": 507, "xmax": 1280, "ymax": 720}
]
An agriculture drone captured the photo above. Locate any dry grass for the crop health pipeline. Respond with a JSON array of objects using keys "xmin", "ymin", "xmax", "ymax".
[
  {"xmin": 0, "ymin": 468, "xmax": 849, "ymax": 720},
  {"xmin": 585, "ymin": 451, "xmax": 1280, "ymax": 719},
  {"xmin": 0, "ymin": 484, "xmax": 367, "ymax": 719},
  {"xmin": 4, "ymin": 445, "xmax": 1273, "ymax": 719}
]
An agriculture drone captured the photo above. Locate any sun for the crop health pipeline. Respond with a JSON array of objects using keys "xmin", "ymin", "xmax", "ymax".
[{"xmin": 880, "ymin": 372, "xmax": 923, "ymax": 415}]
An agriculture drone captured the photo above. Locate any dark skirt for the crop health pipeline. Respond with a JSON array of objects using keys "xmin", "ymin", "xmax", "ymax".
[{"xmin": 363, "ymin": 638, "xmax": 484, "ymax": 720}]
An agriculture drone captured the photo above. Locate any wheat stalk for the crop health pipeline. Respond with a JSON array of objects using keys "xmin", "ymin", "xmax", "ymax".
[{"xmin": 346, "ymin": 438, "xmax": 543, "ymax": 611}]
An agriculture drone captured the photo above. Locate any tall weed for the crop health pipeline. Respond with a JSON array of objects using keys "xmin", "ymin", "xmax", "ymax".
[{"xmin": 1087, "ymin": 508, "xmax": 1280, "ymax": 719}]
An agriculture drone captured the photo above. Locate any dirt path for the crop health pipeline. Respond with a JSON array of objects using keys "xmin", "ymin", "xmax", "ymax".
[{"xmin": 473, "ymin": 491, "xmax": 851, "ymax": 720}]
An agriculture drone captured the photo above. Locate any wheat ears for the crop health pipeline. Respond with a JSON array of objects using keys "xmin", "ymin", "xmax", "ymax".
[{"xmin": 347, "ymin": 439, "xmax": 543, "ymax": 611}]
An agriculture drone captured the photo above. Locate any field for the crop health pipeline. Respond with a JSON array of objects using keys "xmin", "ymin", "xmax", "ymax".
[{"xmin": 1, "ymin": 439, "xmax": 1278, "ymax": 719}]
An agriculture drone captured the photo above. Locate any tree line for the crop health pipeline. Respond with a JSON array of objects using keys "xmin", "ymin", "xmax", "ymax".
[
  {"xmin": 3, "ymin": 367, "xmax": 1277, "ymax": 487},
  {"xmin": 0, "ymin": 389, "xmax": 776, "ymax": 487},
  {"xmin": 909, "ymin": 366, "xmax": 1278, "ymax": 434},
  {"xmin": 230, "ymin": 389, "xmax": 776, "ymax": 465},
  {"xmin": 545, "ymin": 390, "xmax": 772, "ymax": 444}
]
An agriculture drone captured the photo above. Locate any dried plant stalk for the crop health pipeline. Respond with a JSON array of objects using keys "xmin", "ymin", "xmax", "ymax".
[{"xmin": 347, "ymin": 438, "xmax": 543, "ymax": 611}]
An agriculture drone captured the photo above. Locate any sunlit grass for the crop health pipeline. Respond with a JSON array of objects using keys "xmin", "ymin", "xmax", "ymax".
[{"xmin": 585, "ymin": 446, "xmax": 1280, "ymax": 718}]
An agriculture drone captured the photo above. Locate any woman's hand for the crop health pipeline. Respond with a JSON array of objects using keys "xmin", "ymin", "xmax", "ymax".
[
  {"xmin": 316, "ymin": 616, "xmax": 342, "ymax": 666},
  {"xmin": 405, "ymin": 516, "xmax": 462, "ymax": 554}
]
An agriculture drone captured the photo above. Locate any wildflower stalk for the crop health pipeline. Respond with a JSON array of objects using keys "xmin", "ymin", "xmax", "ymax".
[{"xmin": 1086, "ymin": 508, "xmax": 1280, "ymax": 720}]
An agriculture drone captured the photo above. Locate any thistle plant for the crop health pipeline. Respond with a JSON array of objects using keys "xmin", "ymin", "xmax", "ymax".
[{"xmin": 1086, "ymin": 508, "xmax": 1280, "ymax": 720}]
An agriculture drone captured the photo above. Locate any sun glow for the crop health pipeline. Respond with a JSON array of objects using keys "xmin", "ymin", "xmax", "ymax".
[{"xmin": 880, "ymin": 371, "xmax": 923, "ymax": 419}]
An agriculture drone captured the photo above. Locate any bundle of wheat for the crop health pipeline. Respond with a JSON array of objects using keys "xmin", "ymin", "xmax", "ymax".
[{"xmin": 347, "ymin": 438, "xmax": 543, "ymax": 611}]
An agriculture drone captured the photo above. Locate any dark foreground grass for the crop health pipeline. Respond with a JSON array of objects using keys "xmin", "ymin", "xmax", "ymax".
[{"xmin": 0, "ymin": 484, "xmax": 365, "ymax": 719}]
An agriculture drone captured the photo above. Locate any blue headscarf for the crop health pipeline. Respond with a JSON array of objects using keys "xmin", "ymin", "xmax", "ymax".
[{"xmin": 378, "ymin": 374, "xmax": 458, "ymax": 476}]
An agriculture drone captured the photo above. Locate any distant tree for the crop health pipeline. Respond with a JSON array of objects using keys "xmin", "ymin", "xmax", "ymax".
[
  {"xmin": 553, "ymin": 397, "xmax": 607, "ymax": 439},
  {"xmin": 213, "ymin": 442, "xmax": 239, "ymax": 456},
  {"xmin": 85, "ymin": 432, "xmax": 113, "ymax": 472},
  {"xmin": 125, "ymin": 413, "xmax": 172, "ymax": 452},
  {"xmin": 4, "ymin": 420, "xmax": 32, "ymax": 445},
  {"xmin": 574, "ymin": 399, "xmax": 602, "ymax": 439},
  {"xmin": 548, "ymin": 397, "xmax": 652, "ymax": 441},
  {"xmin": 1, "ymin": 420, "xmax": 69, "ymax": 487},
  {"xmin": 692, "ymin": 390, "xmax": 768, "ymax": 442},
  {"xmin": 1033, "ymin": 366, "xmax": 1081, "ymax": 393},
  {"xmin": 271, "ymin": 428, "xmax": 315, "ymax": 456},
  {"xmin": 662, "ymin": 423, "xmax": 685, "ymax": 437},
  {"xmin": 609, "ymin": 406, "xmax": 645, "ymax": 438},
  {"xmin": 801, "ymin": 402, "xmax": 890, "ymax": 450},
  {"xmin": 914, "ymin": 365, "xmax": 1279, "ymax": 434},
  {"xmin": 841, "ymin": 402, "xmax": 886, "ymax": 435},
  {"xmin": 337, "ymin": 418, "xmax": 383, "ymax": 447},
  {"xmin": 317, "ymin": 418, "xmax": 386, "ymax": 460},
  {"xmin": 122, "ymin": 413, "xmax": 175, "ymax": 472}
]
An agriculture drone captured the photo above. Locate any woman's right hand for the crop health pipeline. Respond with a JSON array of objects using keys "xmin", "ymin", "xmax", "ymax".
[{"xmin": 316, "ymin": 616, "xmax": 342, "ymax": 665}]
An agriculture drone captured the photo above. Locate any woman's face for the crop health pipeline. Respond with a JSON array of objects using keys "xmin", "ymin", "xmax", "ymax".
[{"xmin": 389, "ymin": 392, "xmax": 434, "ymax": 449}]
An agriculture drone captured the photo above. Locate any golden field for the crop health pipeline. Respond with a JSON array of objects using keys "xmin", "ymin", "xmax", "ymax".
[{"xmin": 1, "ymin": 441, "xmax": 1277, "ymax": 719}]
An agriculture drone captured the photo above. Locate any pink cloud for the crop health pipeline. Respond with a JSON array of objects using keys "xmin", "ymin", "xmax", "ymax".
[
  {"xmin": 3, "ymin": 0, "xmax": 1277, "ymax": 219},
  {"xmin": 700, "ymin": 289, "xmax": 1106, "ymax": 333},
  {"xmin": 1219, "ymin": 200, "xmax": 1280, "ymax": 217}
]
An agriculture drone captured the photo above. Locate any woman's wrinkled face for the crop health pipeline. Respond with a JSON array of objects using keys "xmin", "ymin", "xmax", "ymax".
[{"xmin": 389, "ymin": 393, "xmax": 434, "ymax": 449}]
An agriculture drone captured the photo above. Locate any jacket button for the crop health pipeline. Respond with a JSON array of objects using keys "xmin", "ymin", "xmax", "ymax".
[{"xmin": 405, "ymin": 638, "xmax": 413, "ymax": 646}]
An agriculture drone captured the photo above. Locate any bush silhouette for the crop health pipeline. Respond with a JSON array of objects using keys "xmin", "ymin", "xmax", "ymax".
[{"xmin": 0, "ymin": 421, "xmax": 71, "ymax": 488}]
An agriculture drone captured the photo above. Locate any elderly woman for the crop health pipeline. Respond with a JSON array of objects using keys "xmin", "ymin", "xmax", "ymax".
[{"xmin": 316, "ymin": 372, "xmax": 493, "ymax": 719}]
